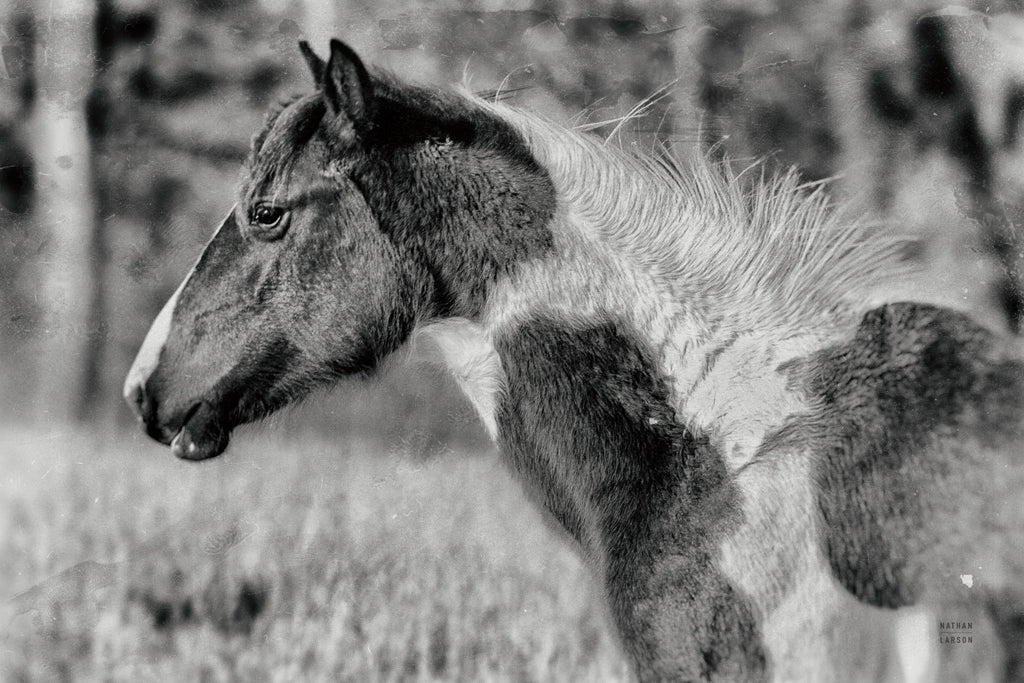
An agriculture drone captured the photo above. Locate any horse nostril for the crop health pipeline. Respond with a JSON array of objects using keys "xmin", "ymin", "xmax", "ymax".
[{"xmin": 125, "ymin": 383, "xmax": 149, "ymax": 420}]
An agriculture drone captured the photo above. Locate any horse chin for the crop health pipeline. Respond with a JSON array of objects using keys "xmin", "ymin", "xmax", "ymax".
[{"xmin": 170, "ymin": 401, "xmax": 231, "ymax": 461}]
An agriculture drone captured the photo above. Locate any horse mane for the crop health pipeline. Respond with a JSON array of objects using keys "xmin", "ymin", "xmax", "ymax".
[{"xmin": 477, "ymin": 96, "xmax": 911, "ymax": 337}]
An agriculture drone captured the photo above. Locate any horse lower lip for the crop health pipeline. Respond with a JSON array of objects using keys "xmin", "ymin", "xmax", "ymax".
[
  {"xmin": 170, "ymin": 428, "xmax": 204, "ymax": 459},
  {"xmin": 170, "ymin": 402, "xmax": 230, "ymax": 461}
]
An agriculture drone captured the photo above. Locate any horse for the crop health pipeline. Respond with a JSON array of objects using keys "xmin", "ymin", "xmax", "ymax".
[{"xmin": 123, "ymin": 39, "xmax": 1024, "ymax": 681}]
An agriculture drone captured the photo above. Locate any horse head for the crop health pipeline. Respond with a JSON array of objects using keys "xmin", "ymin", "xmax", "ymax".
[{"xmin": 123, "ymin": 39, "xmax": 554, "ymax": 459}]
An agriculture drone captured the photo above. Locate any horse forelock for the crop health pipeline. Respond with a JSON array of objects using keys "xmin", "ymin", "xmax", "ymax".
[
  {"xmin": 249, "ymin": 93, "xmax": 306, "ymax": 154},
  {"xmin": 242, "ymin": 94, "xmax": 326, "ymax": 205}
]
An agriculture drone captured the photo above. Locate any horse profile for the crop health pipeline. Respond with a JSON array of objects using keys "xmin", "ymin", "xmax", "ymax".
[{"xmin": 123, "ymin": 39, "xmax": 1024, "ymax": 681}]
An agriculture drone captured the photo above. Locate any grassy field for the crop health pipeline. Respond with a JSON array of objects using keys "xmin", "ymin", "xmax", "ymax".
[{"xmin": 0, "ymin": 421, "xmax": 630, "ymax": 681}]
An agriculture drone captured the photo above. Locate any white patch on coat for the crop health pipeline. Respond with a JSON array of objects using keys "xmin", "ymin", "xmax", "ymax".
[
  {"xmin": 720, "ymin": 452, "xmax": 909, "ymax": 682},
  {"xmin": 414, "ymin": 318, "xmax": 504, "ymax": 440},
  {"xmin": 718, "ymin": 452, "xmax": 834, "ymax": 680},
  {"xmin": 676, "ymin": 333, "xmax": 819, "ymax": 469},
  {"xmin": 123, "ymin": 272, "xmax": 191, "ymax": 401}
]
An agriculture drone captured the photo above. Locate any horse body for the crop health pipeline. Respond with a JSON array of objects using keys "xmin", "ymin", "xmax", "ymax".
[{"xmin": 124, "ymin": 40, "xmax": 1024, "ymax": 681}]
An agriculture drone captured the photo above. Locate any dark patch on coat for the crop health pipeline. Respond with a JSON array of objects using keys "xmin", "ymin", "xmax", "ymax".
[
  {"xmin": 789, "ymin": 303, "xmax": 1023, "ymax": 608},
  {"xmin": 346, "ymin": 77, "xmax": 556, "ymax": 319},
  {"xmin": 494, "ymin": 316, "xmax": 767, "ymax": 681},
  {"xmin": 244, "ymin": 66, "xmax": 557, "ymax": 321},
  {"xmin": 246, "ymin": 70, "xmax": 556, "ymax": 321}
]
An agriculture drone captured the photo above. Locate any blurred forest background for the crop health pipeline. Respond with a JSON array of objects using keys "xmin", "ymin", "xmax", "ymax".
[{"xmin": 2, "ymin": 0, "xmax": 1024, "ymax": 679}]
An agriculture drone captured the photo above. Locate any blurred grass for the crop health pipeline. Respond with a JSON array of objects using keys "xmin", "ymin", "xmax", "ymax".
[{"xmin": 0, "ymin": 424, "xmax": 629, "ymax": 681}]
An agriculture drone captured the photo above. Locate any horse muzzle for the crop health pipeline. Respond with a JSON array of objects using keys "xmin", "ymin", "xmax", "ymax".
[{"xmin": 125, "ymin": 379, "xmax": 231, "ymax": 461}]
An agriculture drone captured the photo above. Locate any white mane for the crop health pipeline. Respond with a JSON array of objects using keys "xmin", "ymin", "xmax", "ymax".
[
  {"xmin": 481, "ymin": 99, "xmax": 910, "ymax": 338},
  {"xmin": 453, "ymin": 96, "xmax": 917, "ymax": 473}
]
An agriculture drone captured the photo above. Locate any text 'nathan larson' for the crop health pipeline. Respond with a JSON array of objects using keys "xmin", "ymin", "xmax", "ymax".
[{"xmin": 938, "ymin": 622, "xmax": 973, "ymax": 645}]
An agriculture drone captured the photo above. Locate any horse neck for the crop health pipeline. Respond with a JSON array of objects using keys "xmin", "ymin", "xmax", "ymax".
[{"xmin": 467, "ymin": 105, "xmax": 907, "ymax": 467}]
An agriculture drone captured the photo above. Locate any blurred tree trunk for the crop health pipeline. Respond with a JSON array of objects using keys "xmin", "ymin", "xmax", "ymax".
[
  {"xmin": 30, "ymin": 0, "xmax": 98, "ymax": 423},
  {"xmin": 0, "ymin": 0, "xmax": 35, "ymax": 421}
]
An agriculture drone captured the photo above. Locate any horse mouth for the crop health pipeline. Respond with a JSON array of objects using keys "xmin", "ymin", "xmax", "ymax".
[{"xmin": 170, "ymin": 401, "xmax": 231, "ymax": 461}]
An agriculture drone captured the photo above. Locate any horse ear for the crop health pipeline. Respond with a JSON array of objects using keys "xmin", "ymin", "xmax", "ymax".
[
  {"xmin": 323, "ymin": 39, "xmax": 376, "ymax": 131},
  {"xmin": 298, "ymin": 40, "xmax": 325, "ymax": 86}
]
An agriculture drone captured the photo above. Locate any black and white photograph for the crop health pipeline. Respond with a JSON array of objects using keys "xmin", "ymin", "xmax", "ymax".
[{"xmin": 2, "ymin": 0, "xmax": 1024, "ymax": 680}]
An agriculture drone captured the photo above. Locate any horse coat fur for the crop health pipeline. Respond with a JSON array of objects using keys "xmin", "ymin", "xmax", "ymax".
[{"xmin": 124, "ymin": 39, "xmax": 1024, "ymax": 681}]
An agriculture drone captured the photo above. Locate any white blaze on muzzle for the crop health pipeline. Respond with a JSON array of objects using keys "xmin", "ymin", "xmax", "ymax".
[
  {"xmin": 123, "ymin": 209, "xmax": 237, "ymax": 404},
  {"xmin": 122, "ymin": 271, "xmax": 191, "ymax": 403}
]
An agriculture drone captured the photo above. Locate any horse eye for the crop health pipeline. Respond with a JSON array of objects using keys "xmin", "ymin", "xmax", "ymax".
[
  {"xmin": 248, "ymin": 203, "xmax": 290, "ymax": 240},
  {"xmin": 251, "ymin": 203, "xmax": 285, "ymax": 228}
]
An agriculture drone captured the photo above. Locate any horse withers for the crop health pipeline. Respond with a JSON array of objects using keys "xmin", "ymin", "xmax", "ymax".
[{"xmin": 124, "ymin": 39, "xmax": 1024, "ymax": 681}]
